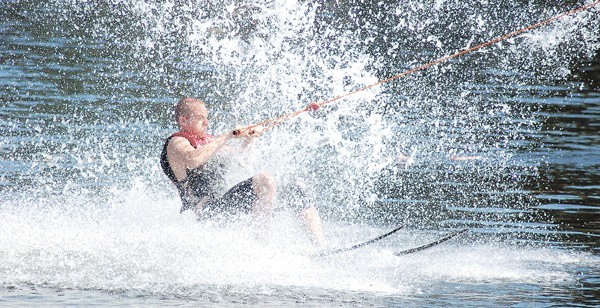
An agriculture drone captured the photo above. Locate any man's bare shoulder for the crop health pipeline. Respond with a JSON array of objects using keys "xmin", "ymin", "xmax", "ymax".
[
  {"xmin": 167, "ymin": 136, "xmax": 194, "ymax": 154},
  {"xmin": 169, "ymin": 135, "xmax": 191, "ymax": 146}
]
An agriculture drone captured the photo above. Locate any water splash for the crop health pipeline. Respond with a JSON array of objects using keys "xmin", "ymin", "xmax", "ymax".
[
  {"xmin": 9, "ymin": 0, "xmax": 594, "ymax": 212},
  {"xmin": 1, "ymin": 183, "xmax": 598, "ymax": 299}
]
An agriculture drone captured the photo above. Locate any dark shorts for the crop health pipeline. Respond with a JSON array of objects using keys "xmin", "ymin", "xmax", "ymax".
[{"xmin": 199, "ymin": 177, "xmax": 257, "ymax": 218}]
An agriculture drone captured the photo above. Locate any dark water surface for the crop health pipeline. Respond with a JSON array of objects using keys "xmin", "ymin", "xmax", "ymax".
[{"xmin": 1, "ymin": 0, "xmax": 599, "ymax": 306}]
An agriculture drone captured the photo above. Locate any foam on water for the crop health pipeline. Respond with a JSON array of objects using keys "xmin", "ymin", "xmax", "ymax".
[{"xmin": 1, "ymin": 181, "xmax": 599, "ymax": 297}]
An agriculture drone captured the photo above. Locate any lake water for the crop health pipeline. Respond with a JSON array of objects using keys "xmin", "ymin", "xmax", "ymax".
[{"xmin": 1, "ymin": 0, "xmax": 599, "ymax": 306}]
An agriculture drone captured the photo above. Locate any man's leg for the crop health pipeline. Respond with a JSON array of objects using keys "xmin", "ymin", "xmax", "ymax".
[
  {"xmin": 300, "ymin": 206, "xmax": 326, "ymax": 246},
  {"xmin": 251, "ymin": 173, "xmax": 276, "ymax": 221},
  {"xmin": 283, "ymin": 181, "xmax": 326, "ymax": 246}
]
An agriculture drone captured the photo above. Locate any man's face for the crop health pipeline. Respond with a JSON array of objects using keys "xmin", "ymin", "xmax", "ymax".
[{"xmin": 181, "ymin": 104, "xmax": 209, "ymax": 136}]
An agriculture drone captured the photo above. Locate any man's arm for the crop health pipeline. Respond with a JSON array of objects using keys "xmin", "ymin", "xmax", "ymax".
[{"xmin": 167, "ymin": 131, "xmax": 235, "ymax": 181}]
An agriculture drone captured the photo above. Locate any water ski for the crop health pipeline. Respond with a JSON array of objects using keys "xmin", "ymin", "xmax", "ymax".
[
  {"xmin": 394, "ymin": 228, "xmax": 469, "ymax": 256},
  {"xmin": 311, "ymin": 225, "xmax": 405, "ymax": 258}
]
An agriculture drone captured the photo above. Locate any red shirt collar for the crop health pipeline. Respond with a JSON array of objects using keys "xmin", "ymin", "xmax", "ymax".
[{"xmin": 171, "ymin": 131, "xmax": 213, "ymax": 148}]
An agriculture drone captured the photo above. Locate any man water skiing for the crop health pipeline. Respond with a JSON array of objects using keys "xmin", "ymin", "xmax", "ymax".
[{"xmin": 161, "ymin": 97, "xmax": 326, "ymax": 245}]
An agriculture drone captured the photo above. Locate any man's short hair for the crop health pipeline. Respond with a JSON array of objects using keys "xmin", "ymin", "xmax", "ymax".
[{"xmin": 175, "ymin": 97, "xmax": 204, "ymax": 123}]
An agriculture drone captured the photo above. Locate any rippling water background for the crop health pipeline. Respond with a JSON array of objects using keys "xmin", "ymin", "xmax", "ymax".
[{"xmin": 1, "ymin": 0, "xmax": 599, "ymax": 306}]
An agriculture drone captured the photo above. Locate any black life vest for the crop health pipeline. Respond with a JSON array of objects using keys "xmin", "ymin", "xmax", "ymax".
[
  {"xmin": 160, "ymin": 131, "xmax": 224, "ymax": 212},
  {"xmin": 160, "ymin": 131, "xmax": 214, "ymax": 184}
]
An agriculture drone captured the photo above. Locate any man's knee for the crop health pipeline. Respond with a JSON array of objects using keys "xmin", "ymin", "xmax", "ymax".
[{"xmin": 252, "ymin": 173, "xmax": 276, "ymax": 196}]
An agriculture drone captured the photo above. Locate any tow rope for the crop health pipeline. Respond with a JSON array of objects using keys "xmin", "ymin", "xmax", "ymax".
[{"xmin": 234, "ymin": 1, "xmax": 599, "ymax": 136}]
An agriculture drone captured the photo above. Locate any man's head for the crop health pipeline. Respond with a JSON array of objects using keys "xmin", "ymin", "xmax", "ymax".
[{"xmin": 175, "ymin": 97, "xmax": 209, "ymax": 136}]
